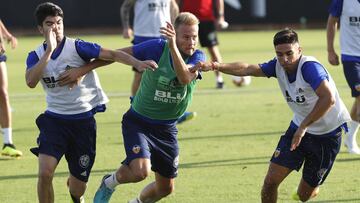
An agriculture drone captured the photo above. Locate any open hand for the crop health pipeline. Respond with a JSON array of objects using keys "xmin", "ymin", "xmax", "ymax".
[
  {"xmin": 58, "ymin": 67, "xmax": 84, "ymax": 88},
  {"xmin": 290, "ymin": 127, "xmax": 306, "ymax": 151},
  {"xmin": 134, "ymin": 60, "xmax": 158, "ymax": 72}
]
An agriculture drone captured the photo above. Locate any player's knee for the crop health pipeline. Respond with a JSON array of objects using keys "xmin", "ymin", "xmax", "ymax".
[
  {"xmin": 262, "ymin": 176, "xmax": 280, "ymax": 189},
  {"xmin": 298, "ymin": 187, "xmax": 319, "ymax": 202},
  {"xmin": 38, "ymin": 169, "xmax": 54, "ymax": 183},
  {"xmin": 132, "ymin": 168, "xmax": 150, "ymax": 181},
  {"xmin": 158, "ymin": 183, "xmax": 174, "ymax": 198}
]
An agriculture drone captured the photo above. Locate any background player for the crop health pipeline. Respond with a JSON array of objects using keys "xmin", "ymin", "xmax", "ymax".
[{"xmin": 326, "ymin": 0, "xmax": 360, "ymax": 154}]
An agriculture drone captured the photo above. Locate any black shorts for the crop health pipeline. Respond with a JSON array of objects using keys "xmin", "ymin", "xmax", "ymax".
[
  {"xmin": 0, "ymin": 54, "xmax": 7, "ymax": 62},
  {"xmin": 342, "ymin": 61, "xmax": 360, "ymax": 97},
  {"xmin": 198, "ymin": 21, "xmax": 219, "ymax": 47},
  {"xmin": 271, "ymin": 125, "xmax": 343, "ymax": 187},
  {"xmin": 35, "ymin": 113, "xmax": 97, "ymax": 182}
]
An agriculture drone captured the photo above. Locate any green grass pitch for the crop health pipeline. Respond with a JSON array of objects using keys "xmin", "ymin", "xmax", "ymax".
[{"xmin": 1, "ymin": 29, "xmax": 359, "ymax": 202}]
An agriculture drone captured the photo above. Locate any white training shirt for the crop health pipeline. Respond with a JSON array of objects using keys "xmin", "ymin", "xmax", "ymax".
[
  {"xmin": 34, "ymin": 38, "xmax": 109, "ymax": 115},
  {"xmin": 133, "ymin": 0, "xmax": 171, "ymax": 37},
  {"xmin": 276, "ymin": 55, "xmax": 350, "ymax": 135},
  {"xmin": 340, "ymin": 0, "xmax": 360, "ymax": 57}
]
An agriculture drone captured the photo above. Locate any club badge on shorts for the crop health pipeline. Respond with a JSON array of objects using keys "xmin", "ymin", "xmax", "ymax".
[
  {"xmin": 79, "ymin": 154, "xmax": 90, "ymax": 168},
  {"xmin": 273, "ymin": 148, "xmax": 281, "ymax": 158},
  {"xmin": 132, "ymin": 145, "xmax": 141, "ymax": 154}
]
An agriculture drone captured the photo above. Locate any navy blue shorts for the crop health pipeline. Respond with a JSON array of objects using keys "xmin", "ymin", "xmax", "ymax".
[
  {"xmin": 121, "ymin": 109, "xmax": 179, "ymax": 178},
  {"xmin": 343, "ymin": 61, "xmax": 360, "ymax": 97},
  {"xmin": 0, "ymin": 54, "xmax": 7, "ymax": 62},
  {"xmin": 35, "ymin": 113, "xmax": 97, "ymax": 182},
  {"xmin": 199, "ymin": 21, "xmax": 218, "ymax": 47},
  {"xmin": 270, "ymin": 125, "xmax": 342, "ymax": 187}
]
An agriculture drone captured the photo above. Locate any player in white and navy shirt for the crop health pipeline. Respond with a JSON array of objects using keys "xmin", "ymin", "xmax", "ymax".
[
  {"xmin": 26, "ymin": 2, "xmax": 157, "ymax": 203},
  {"xmin": 196, "ymin": 28, "xmax": 351, "ymax": 203}
]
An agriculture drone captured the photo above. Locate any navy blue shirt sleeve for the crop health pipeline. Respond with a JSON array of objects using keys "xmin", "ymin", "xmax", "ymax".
[
  {"xmin": 132, "ymin": 39, "xmax": 165, "ymax": 62},
  {"xmin": 259, "ymin": 58, "xmax": 277, "ymax": 78},
  {"xmin": 329, "ymin": 0, "xmax": 343, "ymax": 17},
  {"xmin": 26, "ymin": 51, "xmax": 39, "ymax": 70},
  {"xmin": 187, "ymin": 50, "xmax": 206, "ymax": 65},
  {"xmin": 187, "ymin": 50, "xmax": 206, "ymax": 80},
  {"xmin": 301, "ymin": 61, "xmax": 329, "ymax": 91},
  {"xmin": 75, "ymin": 39, "xmax": 101, "ymax": 62}
]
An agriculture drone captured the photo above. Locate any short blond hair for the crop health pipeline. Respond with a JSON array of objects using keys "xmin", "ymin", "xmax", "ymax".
[{"xmin": 174, "ymin": 12, "xmax": 199, "ymax": 30}]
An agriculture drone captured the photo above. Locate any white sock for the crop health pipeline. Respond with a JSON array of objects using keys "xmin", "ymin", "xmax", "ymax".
[
  {"xmin": 128, "ymin": 197, "xmax": 142, "ymax": 203},
  {"xmin": 216, "ymin": 75, "xmax": 224, "ymax": 83},
  {"xmin": 2, "ymin": 128, "xmax": 13, "ymax": 144},
  {"xmin": 104, "ymin": 172, "xmax": 119, "ymax": 189},
  {"xmin": 347, "ymin": 120, "xmax": 359, "ymax": 144}
]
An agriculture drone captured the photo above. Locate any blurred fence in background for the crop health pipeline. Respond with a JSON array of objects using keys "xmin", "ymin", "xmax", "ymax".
[{"xmin": 0, "ymin": 0, "xmax": 331, "ymax": 34}]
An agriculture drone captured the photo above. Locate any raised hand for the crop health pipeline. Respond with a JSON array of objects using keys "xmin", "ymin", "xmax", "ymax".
[
  {"xmin": 8, "ymin": 36, "xmax": 17, "ymax": 49},
  {"xmin": 160, "ymin": 22, "xmax": 176, "ymax": 46},
  {"xmin": 45, "ymin": 27, "xmax": 57, "ymax": 52},
  {"xmin": 134, "ymin": 60, "xmax": 158, "ymax": 72}
]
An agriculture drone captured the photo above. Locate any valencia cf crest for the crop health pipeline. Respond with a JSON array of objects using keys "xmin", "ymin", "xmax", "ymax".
[
  {"xmin": 273, "ymin": 149, "xmax": 281, "ymax": 158},
  {"xmin": 132, "ymin": 145, "xmax": 141, "ymax": 154},
  {"xmin": 79, "ymin": 154, "xmax": 90, "ymax": 169}
]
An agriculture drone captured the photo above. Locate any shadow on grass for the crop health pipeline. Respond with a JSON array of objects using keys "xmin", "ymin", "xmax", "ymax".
[
  {"xmin": 0, "ymin": 168, "xmax": 114, "ymax": 181},
  {"xmin": 311, "ymin": 198, "xmax": 360, "ymax": 202},
  {"xmin": 179, "ymin": 156, "xmax": 270, "ymax": 169},
  {"xmin": 0, "ymin": 156, "xmax": 270, "ymax": 181},
  {"xmin": 178, "ymin": 131, "xmax": 283, "ymax": 141}
]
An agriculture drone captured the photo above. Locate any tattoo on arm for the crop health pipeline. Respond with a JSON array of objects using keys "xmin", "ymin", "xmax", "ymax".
[{"xmin": 120, "ymin": 0, "xmax": 136, "ymax": 29}]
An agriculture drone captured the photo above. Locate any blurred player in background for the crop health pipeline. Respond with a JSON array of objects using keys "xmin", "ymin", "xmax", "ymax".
[
  {"xmin": 195, "ymin": 28, "xmax": 350, "ymax": 203},
  {"xmin": 327, "ymin": 0, "xmax": 360, "ymax": 154},
  {"xmin": 121, "ymin": 0, "xmax": 196, "ymax": 124},
  {"xmin": 26, "ymin": 2, "xmax": 156, "ymax": 203},
  {"xmin": 92, "ymin": 12, "xmax": 205, "ymax": 203},
  {"xmin": 177, "ymin": 0, "xmax": 251, "ymax": 88},
  {"xmin": 0, "ymin": 19, "xmax": 22, "ymax": 158}
]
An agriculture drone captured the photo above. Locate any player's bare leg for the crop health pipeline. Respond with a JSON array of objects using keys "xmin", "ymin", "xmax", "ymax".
[
  {"xmin": 38, "ymin": 154, "xmax": 58, "ymax": 203},
  {"xmin": 261, "ymin": 163, "xmax": 292, "ymax": 203},
  {"xmin": 68, "ymin": 174, "xmax": 86, "ymax": 203},
  {"xmin": 133, "ymin": 172, "xmax": 174, "ymax": 203},
  {"xmin": 293, "ymin": 178, "xmax": 320, "ymax": 202}
]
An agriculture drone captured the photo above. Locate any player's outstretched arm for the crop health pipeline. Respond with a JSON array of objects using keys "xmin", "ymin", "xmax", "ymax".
[
  {"xmin": 194, "ymin": 61, "xmax": 266, "ymax": 77},
  {"xmin": 57, "ymin": 59, "xmax": 112, "ymax": 87},
  {"xmin": 99, "ymin": 47, "xmax": 158, "ymax": 72}
]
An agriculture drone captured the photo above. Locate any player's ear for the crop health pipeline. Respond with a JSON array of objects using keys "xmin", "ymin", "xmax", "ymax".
[
  {"xmin": 38, "ymin": 25, "xmax": 44, "ymax": 34},
  {"xmin": 298, "ymin": 46, "xmax": 302, "ymax": 54}
]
